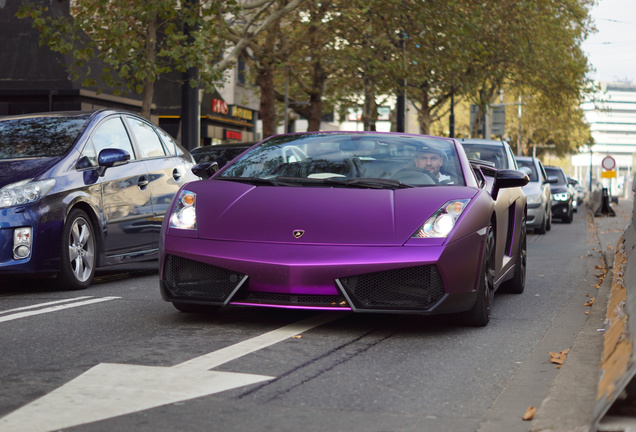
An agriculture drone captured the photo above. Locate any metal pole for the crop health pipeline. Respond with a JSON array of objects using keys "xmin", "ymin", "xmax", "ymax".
[
  {"xmin": 181, "ymin": 0, "xmax": 200, "ymax": 151},
  {"xmin": 517, "ymin": 95, "xmax": 522, "ymax": 155}
]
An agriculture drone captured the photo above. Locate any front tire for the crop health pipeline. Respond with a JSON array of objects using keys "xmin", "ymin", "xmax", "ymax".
[
  {"xmin": 464, "ymin": 225, "xmax": 495, "ymax": 327},
  {"xmin": 57, "ymin": 209, "xmax": 96, "ymax": 290}
]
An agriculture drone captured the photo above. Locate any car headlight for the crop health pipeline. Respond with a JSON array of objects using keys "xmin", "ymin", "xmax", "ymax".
[
  {"xmin": 169, "ymin": 190, "xmax": 197, "ymax": 230},
  {"xmin": 526, "ymin": 193, "xmax": 542, "ymax": 205},
  {"xmin": 412, "ymin": 199, "xmax": 470, "ymax": 238},
  {"xmin": 0, "ymin": 179, "xmax": 56, "ymax": 209},
  {"xmin": 552, "ymin": 192, "xmax": 570, "ymax": 201}
]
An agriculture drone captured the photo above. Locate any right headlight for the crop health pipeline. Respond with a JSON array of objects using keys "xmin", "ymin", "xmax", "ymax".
[
  {"xmin": 412, "ymin": 199, "xmax": 470, "ymax": 238},
  {"xmin": 526, "ymin": 193, "xmax": 542, "ymax": 205},
  {"xmin": 0, "ymin": 178, "xmax": 56, "ymax": 209},
  {"xmin": 169, "ymin": 190, "xmax": 197, "ymax": 230}
]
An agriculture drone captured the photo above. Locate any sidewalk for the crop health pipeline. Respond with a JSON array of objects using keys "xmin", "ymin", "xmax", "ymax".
[{"xmin": 530, "ymin": 196, "xmax": 634, "ymax": 432}]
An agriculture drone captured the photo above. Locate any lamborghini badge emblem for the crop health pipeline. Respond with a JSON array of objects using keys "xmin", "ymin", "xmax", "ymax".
[{"xmin": 293, "ymin": 230, "xmax": 305, "ymax": 239}]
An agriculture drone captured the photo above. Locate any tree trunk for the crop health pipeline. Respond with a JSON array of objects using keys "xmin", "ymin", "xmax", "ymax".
[
  {"xmin": 257, "ymin": 63, "xmax": 277, "ymax": 138},
  {"xmin": 362, "ymin": 80, "xmax": 377, "ymax": 131}
]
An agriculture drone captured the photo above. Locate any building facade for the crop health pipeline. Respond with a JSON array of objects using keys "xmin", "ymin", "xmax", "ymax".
[{"xmin": 572, "ymin": 82, "xmax": 636, "ymax": 197}]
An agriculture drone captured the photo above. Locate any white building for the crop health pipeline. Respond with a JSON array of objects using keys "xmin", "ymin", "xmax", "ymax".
[{"xmin": 572, "ymin": 81, "xmax": 636, "ymax": 197}]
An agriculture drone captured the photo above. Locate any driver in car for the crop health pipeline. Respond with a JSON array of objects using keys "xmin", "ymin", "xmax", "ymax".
[{"xmin": 413, "ymin": 145, "xmax": 451, "ymax": 183}]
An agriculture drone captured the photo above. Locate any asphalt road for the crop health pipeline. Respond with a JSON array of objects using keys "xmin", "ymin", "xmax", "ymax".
[{"xmin": 0, "ymin": 207, "xmax": 602, "ymax": 432}]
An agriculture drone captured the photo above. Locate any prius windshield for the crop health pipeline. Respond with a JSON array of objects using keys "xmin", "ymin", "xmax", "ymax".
[
  {"xmin": 219, "ymin": 133, "xmax": 465, "ymax": 188},
  {"xmin": 0, "ymin": 115, "xmax": 89, "ymax": 159}
]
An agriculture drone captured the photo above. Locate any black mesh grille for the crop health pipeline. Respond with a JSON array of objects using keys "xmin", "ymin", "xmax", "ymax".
[
  {"xmin": 235, "ymin": 292, "xmax": 349, "ymax": 307},
  {"xmin": 163, "ymin": 255, "xmax": 245, "ymax": 302},
  {"xmin": 338, "ymin": 265, "xmax": 445, "ymax": 310}
]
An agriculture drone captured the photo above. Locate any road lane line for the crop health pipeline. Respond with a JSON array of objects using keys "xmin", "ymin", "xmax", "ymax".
[
  {"xmin": 173, "ymin": 312, "xmax": 347, "ymax": 371},
  {"xmin": 0, "ymin": 297, "xmax": 121, "ymax": 323},
  {"xmin": 0, "ymin": 312, "xmax": 346, "ymax": 432},
  {"xmin": 0, "ymin": 297, "xmax": 94, "ymax": 315}
]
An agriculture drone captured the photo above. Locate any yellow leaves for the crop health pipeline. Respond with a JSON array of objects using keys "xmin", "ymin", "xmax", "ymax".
[
  {"xmin": 522, "ymin": 406, "xmax": 537, "ymax": 421},
  {"xmin": 585, "ymin": 297, "xmax": 595, "ymax": 307},
  {"xmin": 549, "ymin": 349, "xmax": 570, "ymax": 367},
  {"xmin": 292, "ymin": 335, "xmax": 303, "ymax": 339}
]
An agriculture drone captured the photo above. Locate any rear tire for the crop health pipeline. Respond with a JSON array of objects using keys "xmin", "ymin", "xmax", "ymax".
[
  {"xmin": 464, "ymin": 225, "xmax": 495, "ymax": 327},
  {"xmin": 56, "ymin": 209, "xmax": 96, "ymax": 290}
]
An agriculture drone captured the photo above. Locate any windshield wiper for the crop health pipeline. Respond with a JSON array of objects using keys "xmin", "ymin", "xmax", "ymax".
[
  {"xmin": 218, "ymin": 176, "xmax": 295, "ymax": 186},
  {"xmin": 322, "ymin": 177, "xmax": 415, "ymax": 189}
]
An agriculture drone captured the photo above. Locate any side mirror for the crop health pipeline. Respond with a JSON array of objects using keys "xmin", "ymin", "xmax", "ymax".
[
  {"xmin": 97, "ymin": 148, "xmax": 130, "ymax": 176},
  {"xmin": 546, "ymin": 175, "xmax": 559, "ymax": 184},
  {"xmin": 492, "ymin": 169, "xmax": 529, "ymax": 200},
  {"xmin": 192, "ymin": 161, "xmax": 219, "ymax": 179}
]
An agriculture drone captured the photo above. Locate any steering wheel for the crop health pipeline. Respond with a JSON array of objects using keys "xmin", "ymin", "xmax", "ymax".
[{"xmin": 391, "ymin": 168, "xmax": 438, "ymax": 185}]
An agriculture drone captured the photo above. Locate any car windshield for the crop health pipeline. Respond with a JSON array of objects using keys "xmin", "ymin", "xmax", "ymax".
[
  {"xmin": 0, "ymin": 115, "xmax": 89, "ymax": 159},
  {"xmin": 218, "ymin": 133, "xmax": 465, "ymax": 188},
  {"xmin": 545, "ymin": 167, "xmax": 567, "ymax": 185},
  {"xmin": 461, "ymin": 143, "xmax": 508, "ymax": 169},
  {"xmin": 516, "ymin": 159, "xmax": 538, "ymax": 182}
]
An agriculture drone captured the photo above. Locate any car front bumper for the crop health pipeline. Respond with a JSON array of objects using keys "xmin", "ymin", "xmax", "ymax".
[
  {"xmin": 160, "ymin": 231, "xmax": 486, "ymax": 315},
  {"xmin": 0, "ymin": 200, "xmax": 65, "ymax": 276}
]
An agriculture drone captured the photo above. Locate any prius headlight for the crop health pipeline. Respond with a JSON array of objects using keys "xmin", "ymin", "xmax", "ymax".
[
  {"xmin": 169, "ymin": 190, "xmax": 197, "ymax": 230},
  {"xmin": 412, "ymin": 199, "xmax": 470, "ymax": 238},
  {"xmin": 0, "ymin": 179, "xmax": 56, "ymax": 209}
]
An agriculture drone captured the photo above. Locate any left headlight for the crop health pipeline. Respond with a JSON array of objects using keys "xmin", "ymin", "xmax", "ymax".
[
  {"xmin": 169, "ymin": 190, "xmax": 197, "ymax": 230},
  {"xmin": 412, "ymin": 199, "xmax": 470, "ymax": 238},
  {"xmin": 0, "ymin": 179, "xmax": 56, "ymax": 209}
]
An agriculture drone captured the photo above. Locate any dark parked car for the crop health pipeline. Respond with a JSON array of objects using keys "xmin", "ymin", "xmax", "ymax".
[
  {"xmin": 515, "ymin": 156, "xmax": 553, "ymax": 234},
  {"xmin": 545, "ymin": 166, "xmax": 574, "ymax": 223},
  {"xmin": 0, "ymin": 109, "xmax": 198, "ymax": 289},
  {"xmin": 189, "ymin": 142, "xmax": 255, "ymax": 167},
  {"xmin": 160, "ymin": 132, "xmax": 528, "ymax": 326}
]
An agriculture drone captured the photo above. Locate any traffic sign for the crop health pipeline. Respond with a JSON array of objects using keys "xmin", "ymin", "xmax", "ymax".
[{"xmin": 602, "ymin": 155, "xmax": 616, "ymax": 171}]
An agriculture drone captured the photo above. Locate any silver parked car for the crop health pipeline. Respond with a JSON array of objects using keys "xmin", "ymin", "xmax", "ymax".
[{"xmin": 515, "ymin": 156, "xmax": 554, "ymax": 234}]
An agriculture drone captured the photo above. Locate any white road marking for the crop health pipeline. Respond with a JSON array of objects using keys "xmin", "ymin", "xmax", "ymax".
[
  {"xmin": 0, "ymin": 297, "xmax": 121, "ymax": 323},
  {"xmin": 0, "ymin": 312, "xmax": 345, "ymax": 432},
  {"xmin": 0, "ymin": 297, "xmax": 93, "ymax": 315}
]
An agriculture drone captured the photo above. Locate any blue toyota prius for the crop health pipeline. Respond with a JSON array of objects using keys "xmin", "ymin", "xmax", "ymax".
[{"xmin": 0, "ymin": 109, "xmax": 198, "ymax": 289}]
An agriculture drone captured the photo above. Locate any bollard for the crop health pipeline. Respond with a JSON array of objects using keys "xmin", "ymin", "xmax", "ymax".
[{"xmin": 595, "ymin": 187, "xmax": 616, "ymax": 217}]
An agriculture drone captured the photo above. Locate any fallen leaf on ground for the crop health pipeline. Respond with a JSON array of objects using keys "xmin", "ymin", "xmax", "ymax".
[
  {"xmin": 585, "ymin": 297, "xmax": 595, "ymax": 307},
  {"xmin": 549, "ymin": 349, "xmax": 570, "ymax": 365},
  {"xmin": 523, "ymin": 406, "xmax": 537, "ymax": 421},
  {"xmin": 292, "ymin": 335, "xmax": 303, "ymax": 339}
]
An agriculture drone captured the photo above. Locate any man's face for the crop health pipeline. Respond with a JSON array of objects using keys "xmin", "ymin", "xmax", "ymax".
[{"xmin": 414, "ymin": 152, "xmax": 443, "ymax": 175}]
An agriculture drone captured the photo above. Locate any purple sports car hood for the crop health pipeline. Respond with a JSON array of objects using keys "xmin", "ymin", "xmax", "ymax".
[{"xmin": 185, "ymin": 180, "xmax": 478, "ymax": 246}]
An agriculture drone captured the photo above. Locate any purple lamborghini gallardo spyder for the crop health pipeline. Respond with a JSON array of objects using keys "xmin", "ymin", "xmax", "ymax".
[{"xmin": 159, "ymin": 132, "xmax": 528, "ymax": 326}]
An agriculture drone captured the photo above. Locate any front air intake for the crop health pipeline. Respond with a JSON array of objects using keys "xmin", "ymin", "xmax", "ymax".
[
  {"xmin": 163, "ymin": 254, "xmax": 246, "ymax": 302},
  {"xmin": 338, "ymin": 265, "xmax": 445, "ymax": 310}
]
